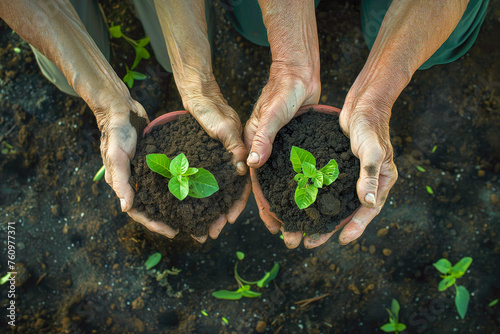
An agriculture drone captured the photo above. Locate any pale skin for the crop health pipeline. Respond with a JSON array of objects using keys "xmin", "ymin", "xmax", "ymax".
[
  {"xmin": 0, "ymin": 0, "xmax": 251, "ymax": 243},
  {"xmin": 245, "ymin": 0, "xmax": 469, "ymax": 248}
]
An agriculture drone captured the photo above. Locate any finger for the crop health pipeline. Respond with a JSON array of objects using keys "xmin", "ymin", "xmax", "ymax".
[
  {"xmin": 227, "ymin": 179, "xmax": 252, "ymax": 223},
  {"xmin": 127, "ymin": 209, "xmax": 178, "ymax": 238},
  {"xmin": 338, "ymin": 206, "xmax": 380, "ymax": 245},
  {"xmin": 303, "ymin": 212, "xmax": 354, "ymax": 249},
  {"xmin": 223, "ymin": 134, "xmax": 248, "ymax": 176},
  {"xmin": 209, "ymin": 215, "xmax": 228, "ymax": 239},
  {"xmin": 244, "ymin": 111, "xmax": 287, "ymax": 168},
  {"xmin": 192, "ymin": 234, "xmax": 208, "ymax": 244},
  {"xmin": 356, "ymin": 144, "xmax": 385, "ymax": 208},
  {"xmin": 282, "ymin": 230, "xmax": 303, "ymax": 249}
]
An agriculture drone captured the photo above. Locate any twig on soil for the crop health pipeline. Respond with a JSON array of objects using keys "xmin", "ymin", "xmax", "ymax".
[
  {"xmin": 36, "ymin": 273, "xmax": 47, "ymax": 285},
  {"xmin": 0, "ymin": 124, "xmax": 17, "ymax": 143},
  {"xmin": 294, "ymin": 293, "xmax": 330, "ymax": 309},
  {"xmin": 273, "ymin": 325, "xmax": 284, "ymax": 334}
]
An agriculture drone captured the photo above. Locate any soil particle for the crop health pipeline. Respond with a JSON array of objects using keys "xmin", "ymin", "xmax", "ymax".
[
  {"xmin": 376, "ymin": 228, "xmax": 389, "ymax": 238},
  {"xmin": 130, "ymin": 114, "xmax": 247, "ymax": 236},
  {"xmin": 257, "ymin": 112, "xmax": 360, "ymax": 234},
  {"xmin": 382, "ymin": 248, "xmax": 392, "ymax": 256},
  {"xmin": 15, "ymin": 262, "xmax": 30, "ymax": 287},
  {"xmin": 348, "ymin": 284, "xmax": 361, "ymax": 295},
  {"xmin": 369, "ymin": 245, "xmax": 376, "ymax": 255},
  {"xmin": 256, "ymin": 320, "xmax": 267, "ymax": 333},
  {"xmin": 132, "ymin": 297, "xmax": 145, "ymax": 310}
]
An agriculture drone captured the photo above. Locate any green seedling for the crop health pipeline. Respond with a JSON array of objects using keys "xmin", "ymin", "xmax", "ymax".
[
  {"xmin": 146, "ymin": 153, "xmax": 219, "ymax": 201},
  {"xmin": 13, "ymin": 47, "xmax": 21, "ymax": 54},
  {"xmin": 222, "ymin": 317, "xmax": 229, "ymax": 325},
  {"xmin": 108, "ymin": 24, "xmax": 150, "ymax": 87},
  {"xmin": 0, "ymin": 272, "xmax": 12, "ymax": 285},
  {"xmin": 489, "ymin": 299, "xmax": 498, "ymax": 307},
  {"xmin": 145, "ymin": 252, "xmax": 162, "ymax": 270},
  {"xmin": 123, "ymin": 64, "xmax": 147, "ymax": 89},
  {"xmin": 432, "ymin": 145, "xmax": 438, "ymax": 153},
  {"xmin": 426, "ymin": 186, "xmax": 434, "ymax": 195},
  {"xmin": 93, "ymin": 165, "xmax": 105, "ymax": 182},
  {"xmin": 290, "ymin": 146, "xmax": 339, "ymax": 209},
  {"xmin": 380, "ymin": 299, "xmax": 406, "ymax": 333},
  {"xmin": 212, "ymin": 251, "xmax": 279, "ymax": 300},
  {"xmin": 433, "ymin": 257, "xmax": 472, "ymax": 319},
  {"xmin": 416, "ymin": 165, "xmax": 426, "ymax": 172},
  {"xmin": 201, "ymin": 310, "xmax": 208, "ymax": 316}
]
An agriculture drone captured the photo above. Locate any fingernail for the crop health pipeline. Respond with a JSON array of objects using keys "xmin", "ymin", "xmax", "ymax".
[
  {"xmin": 247, "ymin": 152, "xmax": 260, "ymax": 165},
  {"xmin": 365, "ymin": 193, "xmax": 376, "ymax": 206},
  {"xmin": 120, "ymin": 198, "xmax": 127, "ymax": 212},
  {"xmin": 236, "ymin": 161, "xmax": 246, "ymax": 174}
]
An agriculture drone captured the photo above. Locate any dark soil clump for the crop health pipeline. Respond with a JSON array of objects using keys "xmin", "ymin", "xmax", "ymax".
[
  {"xmin": 130, "ymin": 114, "xmax": 247, "ymax": 236},
  {"xmin": 257, "ymin": 111, "xmax": 360, "ymax": 234}
]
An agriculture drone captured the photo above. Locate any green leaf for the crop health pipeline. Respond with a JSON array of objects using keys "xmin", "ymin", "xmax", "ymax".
[
  {"xmin": 257, "ymin": 263, "xmax": 279, "ymax": 287},
  {"xmin": 137, "ymin": 37, "xmax": 150, "ymax": 47},
  {"xmin": 169, "ymin": 176, "xmax": 189, "ymax": 200},
  {"xmin": 433, "ymin": 258, "xmax": 452, "ymax": 274},
  {"xmin": 132, "ymin": 46, "xmax": 151, "ymax": 69},
  {"xmin": 201, "ymin": 310, "xmax": 208, "ymax": 316},
  {"xmin": 170, "ymin": 153, "xmax": 189, "ymax": 176},
  {"xmin": 432, "ymin": 145, "xmax": 437, "ymax": 153},
  {"xmin": 302, "ymin": 161, "xmax": 317, "ymax": 178},
  {"xmin": 313, "ymin": 171, "xmax": 324, "ymax": 188},
  {"xmin": 212, "ymin": 290, "xmax": 243, "ymax": 300},
  {"xmin": 222, "ymin": 317, "xmax": 229, "ymax": 325},
  {"xmin": 123, "ymin": 71, "xmax": 134, "ymax": 88},
  {"xmin": 294, "ymin": 185, "xmax": 318, "ymax": 209},
  {"xmin": 426, "ymin": 186, "xmax": 434, "ymax": 195},
  {"xmin": 416, "ymin": 165, "xmax": 426, "ymax": 172},
  {"xmin": 455, "ymin": 285, "xmax": 470, "ymax": 319},
  {"xmin": 241, "ymin": 289, "xmax": 262, "ymax": 298},
  {"xmin": 131, "ymin": 71, "xmax": 147, "ymax": 80},
  {"xmin": 489, "ymin": 299, "xmax": 498, "ymax": 307},
  {"xmin": 290, "ymin": 146, "xmax": 316, "ymax": 173},
  {"xmin": 438, "ymin": 276, "xmax": 456, "ymax": 291},
  {"xmin": 145, "ymin": 252, "xmax": 162, "ymax": 270},
  {"xmin": 395, "ymin": 323, "xmax": 406, "ymax": 331},
  {"xmin": 297, "ymin": 176, "xmax": 308, "ymax": 189},
  {"xmin": 320, "ymin": 159, "xmax": 339, "ymax": 185},
  {"xmin": 380, "ymin": 323, "xmax": 396, "ymax": 332},
  {"xmin": 146, "ymin": 154, "xmax": 172, "ymax": 178},
  {"xmin": 391, "ymin": 299, "xmax": 400, "ymax": 320},
  {"xmin": 236, "ymin": 251, "xmax": 245, "ymax": 260},
  {"xmin": 0, "ymin": 272, "xmax": 12, "ymax": 285},
  {"xmin": 93, "ymin": 165, "xmax": 105, "ymax": 182},
  {"xmin": 109, "ymin": 25, "xmax": 123, "ymax": 38},
  {"xmin": 188, "ymin": 168, "xmax": 219, "ymax": 198},
  {"xmin": 294, "ymin": 173, "xmax": 304, "ymax": 182},
  {"xmin": 450, "ymin": 257, "xmax": 472, "ymax": 278},
  {"xmin": 183, "ymin": 167, "xmax": 198, "ymax": 176}
]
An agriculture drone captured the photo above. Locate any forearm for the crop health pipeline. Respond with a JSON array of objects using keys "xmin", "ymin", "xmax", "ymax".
[
  {"xmin": 355, "ymin": 0, "xmax": 469, "ymax": 105},
  {"xmin": 0, "ymin": 0, "xmax": 133, "ymax": 126},
  {"xmin": 258, "ymin": 0, "xmax": 319, "ymax": 76},
  {"xmin": 153, "ymin": 0, "xmax": 221, "ymax": 108}
]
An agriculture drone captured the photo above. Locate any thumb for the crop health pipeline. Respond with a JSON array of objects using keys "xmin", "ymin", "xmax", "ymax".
[
  {"xmin": 219, "ymin": 129, "xmax": 248, "ymax": 176},
  {"xmin": 244, "ymin": 108, "xmax": 289, "ymax": 169},
  {"xmin": 356, "ymin": 143, "xmax": 385, "ymax": 208}
]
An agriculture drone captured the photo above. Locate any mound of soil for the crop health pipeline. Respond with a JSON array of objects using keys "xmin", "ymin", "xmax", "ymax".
[
  {"xmin": 129, "ymin": 114, "xmax": 247, "ymax": 236},
  {"xmin": 257, "ymin": 111, "xmax": 360, "ymax": 234}
]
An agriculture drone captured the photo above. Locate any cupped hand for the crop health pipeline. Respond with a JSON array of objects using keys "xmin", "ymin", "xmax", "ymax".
[
  {"xmin": 98, "ymin": 99, "xmax": 182, "ymax": 238},
  {"xmin": 183, "ymin": 92, "xmax": 252, "ymax": 243},
  {"xmin": 335, "ymin": 91, "xmax": 398, "ymax": 246},
  {"xmin": 244, "ymin": 62, "xmax": 321, "ymax": 168}
]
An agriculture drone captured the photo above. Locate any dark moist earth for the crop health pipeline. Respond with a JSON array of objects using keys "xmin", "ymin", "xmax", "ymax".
[
  {"xmin": 258, "ymin": 111, "xmax": 360, "ymax": 234},
  {"xmin": 130, "ymin": 114, "xmax": 246, "ymax": 236}
]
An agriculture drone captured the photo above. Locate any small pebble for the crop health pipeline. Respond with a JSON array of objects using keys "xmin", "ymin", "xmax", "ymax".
[
  {"xmin": 376, "ymin": 228, "xmax": 389, "ymax": 238},
  {"xmin": 369, "ymin": 245, "xmax": 376, "ymax": 255},
  {"xmin": 382, "ymin": 249, "xmax": 392, "ymax": 256},
  {"xmin": 256, "ymin": 321, "xmax": 267, "ymax": 333}
]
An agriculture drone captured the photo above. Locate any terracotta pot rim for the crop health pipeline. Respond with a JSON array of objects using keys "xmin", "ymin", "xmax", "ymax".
[{"xmin": 143, "ymin": 110, "xmax": 189, "ymax": 137}]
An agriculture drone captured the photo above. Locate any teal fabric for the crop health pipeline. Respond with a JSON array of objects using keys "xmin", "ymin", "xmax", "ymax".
[
  {"xmin": 361, "ymin": 0, "xmax": 490, "ymax": 70},
  {"xmin": 225, "ymin": 0, "xmax": 321, "ymax": 47}
]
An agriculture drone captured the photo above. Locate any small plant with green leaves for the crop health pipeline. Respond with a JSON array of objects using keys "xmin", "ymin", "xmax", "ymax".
[
  {"xmin": 212, "ymin": 252, "xmax": 279, "ymax": 300},
  {"xmin": 146, "ymin": 153, "xmax": 219, "ymax": 201},
  {"xmin": 290, "ymin": 146, "xmax": 339, "ymax": 209},
  {"xmin": 108, "ymin": 24, "xmax": 150, "ymax": 88},
  {"xmin": 433, "ymin": 257, "xmax": 472, "ymax": 319},
  {"xmin": 380, "ymin": 299, "xmax": 406, "ymax": 333},
  {"xmin": 145, "ymin": 252, "xmax": 162, "ymax": 270}
]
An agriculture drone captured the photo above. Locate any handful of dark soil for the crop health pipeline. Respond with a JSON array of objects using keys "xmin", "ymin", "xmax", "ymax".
[
  {"xmin": 257, "ymin": 112, "xmax": 360, "ymax": 234},
  {"xmin": 129, "ymin": 114, "xmax": 247, "ymax": 236}
]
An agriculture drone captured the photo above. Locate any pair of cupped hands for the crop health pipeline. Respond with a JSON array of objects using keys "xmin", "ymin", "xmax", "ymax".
[{"xmin": 100, "ymin": 62, "xmax": 398, "ymax": 249}]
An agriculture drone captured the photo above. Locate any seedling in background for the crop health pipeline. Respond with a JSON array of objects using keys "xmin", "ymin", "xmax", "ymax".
[
  {"xmin": 0, "ymin": 272, "xmax": 12, "ymax": 285},
  {"xmin": 433, "ymin": 257, "xmax": 472, "ymax": 319},
  {"xmin": 290, "ymin": 146, "xmax": 339, "ymax": 209},
  {"xmin": 426, "ymin": 186, "xmax": 434, "ymax": 195},
  {"xmin": 212, "ymin": 251, "xmax": 279, "ymax": 300},
  {"xmin": 380, "ymin": 299, "xmax": 406, "ymax": 333},
  {"xmin": 146, "ymin": 153, "xmax": 219, "ymax": 201},
  {"xmin": 145, "ymin": 252, "xmax": 162, "ymax": 270},
  {"xmin": 93, "ymin": 165, "xmax": 105, "ymax": 182},
  {"xmin": 489, "ymin": 299, "xmax": 498, "ymax": 307},
  {"xmin": 108, "ymin": 24, "xmax": 150, "ymax": 88}
]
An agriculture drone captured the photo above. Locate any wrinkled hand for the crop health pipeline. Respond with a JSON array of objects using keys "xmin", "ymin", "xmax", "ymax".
[
  {"xmin": 335, "ymin": 90, "xmax": 398, "ymax": 246},
  {"xmin": 183, "ymin": 93, "xmax": 252, "ymax": 243}
]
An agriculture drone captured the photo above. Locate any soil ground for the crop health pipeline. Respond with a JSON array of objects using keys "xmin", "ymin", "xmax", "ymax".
[{"xmin": 0, "ymin": 1, "xmax": 499, "ymax": 333}]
